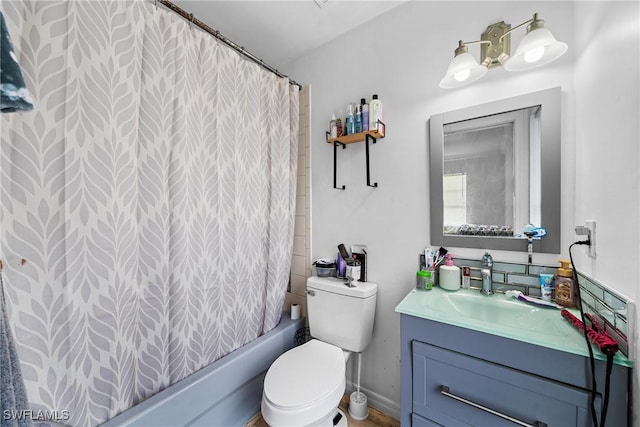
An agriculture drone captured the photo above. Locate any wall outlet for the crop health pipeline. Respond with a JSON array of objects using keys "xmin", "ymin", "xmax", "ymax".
[{"xmin": 585, "ymin": 220, "xmax": 596, "ymax": 258}]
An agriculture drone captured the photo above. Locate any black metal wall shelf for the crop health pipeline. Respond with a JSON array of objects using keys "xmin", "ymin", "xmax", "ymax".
[{"xmin": 325, "ymin": 121, "xmax": 386, "ymax": 190}]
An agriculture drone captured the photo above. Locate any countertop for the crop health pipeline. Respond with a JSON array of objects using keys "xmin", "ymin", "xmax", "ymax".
[{"xmin": 395, "ymin": 287, "xmax": 633, "ymax": 368}]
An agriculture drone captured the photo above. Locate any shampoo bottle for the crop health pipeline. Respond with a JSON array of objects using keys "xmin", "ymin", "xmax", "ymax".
[
  {"xmin": 555, "ymin": 260, "xmax": 575, "ymax": 307},
  {"xmin": 361, "ymin": 98, "xmax": 369, "ymax": 131},
  {"xmin": 355, "ymin": 104, "xmax": 362, "ymax": 133},
  {"xmin": 345, "ymin": 104, "xmax": 355, "ymax": 135},
  {"xmin": 369, "ymin": 94, "xmax": 383, "ymax": 135},
  {"xmin": 439, "ymin": 253, "xmax": 461, "ymax": 291}
]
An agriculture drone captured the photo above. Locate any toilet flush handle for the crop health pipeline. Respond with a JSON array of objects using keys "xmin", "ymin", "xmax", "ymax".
[{"xmin": 307, "ymin": 290, "xmax": 315, "ymax": 296}]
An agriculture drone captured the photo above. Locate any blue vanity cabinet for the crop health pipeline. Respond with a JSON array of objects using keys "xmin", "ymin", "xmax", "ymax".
[
  {"xmin": 412, "ymin": 341, "xmax": 594, "ymax": 426},
  {"xmin": 399, "ymin": 313, "xmax": 630, "ymax": 427}
]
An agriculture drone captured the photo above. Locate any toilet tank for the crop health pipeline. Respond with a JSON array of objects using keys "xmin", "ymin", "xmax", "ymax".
[{"xmin": 306, "ymin": 276, "xmax": 377, "ymax": 353}]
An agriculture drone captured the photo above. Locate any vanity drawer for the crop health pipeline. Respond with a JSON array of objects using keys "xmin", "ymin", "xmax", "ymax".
[{"xmin": 412, "ymin": 340, "xmax": 598, "ymax": 427}]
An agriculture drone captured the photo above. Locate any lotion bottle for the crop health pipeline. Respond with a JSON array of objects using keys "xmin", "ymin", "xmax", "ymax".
[{"xmin": 439, "ymin": 253, "xmax": 461, "ymax": 291}]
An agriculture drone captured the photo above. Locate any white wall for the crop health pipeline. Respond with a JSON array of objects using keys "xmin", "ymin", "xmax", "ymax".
[
  {"xmin": 573, "ymin": 1, "xmax": 640, "ymax": 424},
  {"xmin": 284, "ymin": 0, "xmax": 639, "ymax": 420}
]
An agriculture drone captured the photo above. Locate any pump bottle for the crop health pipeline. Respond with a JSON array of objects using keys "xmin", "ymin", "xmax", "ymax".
[
  {"xmin": 439, "ymin": 253, "xmax": 461, "ymax": 291},
  {"xmin": 369, "ymin": 94, "xmax": 383, "ymax": 135},
  {"xmin": 555, "ymin": 260, "xmax": 575, "ymax": 307}
]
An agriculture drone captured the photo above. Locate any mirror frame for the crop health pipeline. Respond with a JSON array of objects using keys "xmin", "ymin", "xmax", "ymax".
[{"xmin": 429, "ymin": 87, "xmax": 561, "ymax": 254}]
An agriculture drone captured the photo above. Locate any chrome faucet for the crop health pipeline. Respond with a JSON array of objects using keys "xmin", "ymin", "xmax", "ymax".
[{"xmin": 481, "ymin": 251, "xmax": 493, "ymax": 295}]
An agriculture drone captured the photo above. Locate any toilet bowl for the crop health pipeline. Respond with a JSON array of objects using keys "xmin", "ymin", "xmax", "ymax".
[{"xmin": 261, "ymin": 340, "xmax": 346, "ymax": 427}]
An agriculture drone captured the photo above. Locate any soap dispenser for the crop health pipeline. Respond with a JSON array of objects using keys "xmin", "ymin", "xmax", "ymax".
[
  {"xmin": 555, "ymin": 260, "xmax": 575, "ymax": 307},
  {"xmin": 439, "ymin": 253, "xmax": 461, "ymax": 291}
]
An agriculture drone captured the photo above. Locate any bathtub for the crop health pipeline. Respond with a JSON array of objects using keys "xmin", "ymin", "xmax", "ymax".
[{"xmin": 101, "ymin": 314, "xmax": 304, "ymax": 427}]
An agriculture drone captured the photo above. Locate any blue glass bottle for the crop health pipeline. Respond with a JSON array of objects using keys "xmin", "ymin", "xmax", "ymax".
[
  {"xmin": 345, "ymin": 104, "xmax": 355, "ymax": 135},
  {"xmin": 355, "ymin": 105, "xmax": 362, "ymax": 133}
]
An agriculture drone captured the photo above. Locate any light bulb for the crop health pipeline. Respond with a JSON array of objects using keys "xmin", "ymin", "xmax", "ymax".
[
  {"xmin": 454, "ymin": 69, "xmax": 470, "ymax": 82},
  {"xmin": 524, "ymin": 46, "xmax": 545, "ymax": 63}
]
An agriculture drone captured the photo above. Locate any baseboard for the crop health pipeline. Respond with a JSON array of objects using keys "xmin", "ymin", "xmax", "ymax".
[{"xmin": 345, "ymin": 380, "xmax": 400, "ymax": 422}]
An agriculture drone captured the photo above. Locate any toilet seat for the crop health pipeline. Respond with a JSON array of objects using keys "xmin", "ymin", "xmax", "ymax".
[{"xmin": 262, "ymin": 339, "xmax": 346, "ymax": 426}]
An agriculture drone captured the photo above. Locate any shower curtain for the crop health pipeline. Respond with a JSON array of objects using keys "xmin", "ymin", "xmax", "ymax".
[{"xmin": 0, "ymin": 1, "xmax": 299, "ymax": 426}]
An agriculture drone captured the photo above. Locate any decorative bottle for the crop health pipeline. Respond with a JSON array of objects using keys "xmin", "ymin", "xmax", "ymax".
[{"xmin": 336, "ymin": 116, "xmax": 343, "ymax": 137}]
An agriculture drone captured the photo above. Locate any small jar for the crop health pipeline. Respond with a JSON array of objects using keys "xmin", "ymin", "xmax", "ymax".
[
  {"xmin": 425, "ymin": 270, "xmax": 433, "ymax": 290},
  {"xmin": 416, "ymin": 270, "xmax": 432, "ymax": 290}
]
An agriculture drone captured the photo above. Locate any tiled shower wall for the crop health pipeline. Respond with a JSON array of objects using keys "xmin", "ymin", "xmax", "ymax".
[
  {"xmin": 453, "ymin": 257, "xmax": 635, "ymax": 359},
  {"xmin": 285, "ymin": 86, "xmax": 311, "ymax": 318}
]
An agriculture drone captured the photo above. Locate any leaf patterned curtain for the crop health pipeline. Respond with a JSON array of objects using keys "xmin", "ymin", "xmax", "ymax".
[{"xmin": 0, "ymin": 1, "xmax": 299, "ymax": 426}]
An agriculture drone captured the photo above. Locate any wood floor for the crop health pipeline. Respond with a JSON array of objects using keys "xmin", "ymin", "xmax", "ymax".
[{"xmin": 245, "ymin": 394, "xmax": 399, "ymax": 427}]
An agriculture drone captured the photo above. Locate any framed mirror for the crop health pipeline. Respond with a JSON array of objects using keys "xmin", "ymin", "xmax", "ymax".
[{"xmin": 429, "ymin": 87, "xmax": 561, "ymax": 253}]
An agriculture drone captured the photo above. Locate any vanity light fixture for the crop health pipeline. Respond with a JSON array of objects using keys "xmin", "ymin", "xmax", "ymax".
[{"xmin": 439, "ymin": 13, "xmax": 568, "ymax": 89}]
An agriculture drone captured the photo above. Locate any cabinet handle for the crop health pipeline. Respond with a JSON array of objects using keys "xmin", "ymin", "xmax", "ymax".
[{"xmin": 440, "ymin": 386, "xmax": 547, "ymax": 427}]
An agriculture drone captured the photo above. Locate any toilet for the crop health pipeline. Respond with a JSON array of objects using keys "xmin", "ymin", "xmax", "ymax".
[{"xmin": 261, "ymin": 276, "xmax": 377, "ymax": 427}]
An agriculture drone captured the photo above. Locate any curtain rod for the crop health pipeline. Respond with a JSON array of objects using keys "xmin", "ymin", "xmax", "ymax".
[{"xmin": 156, "ymin": 0, "xmax": 302, "ymax": 89}]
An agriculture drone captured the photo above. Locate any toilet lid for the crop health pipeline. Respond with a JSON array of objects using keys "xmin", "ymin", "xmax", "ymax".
[{"xmin": 264, "ymin": 340, "xmax": 345, "ymax": 409}]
